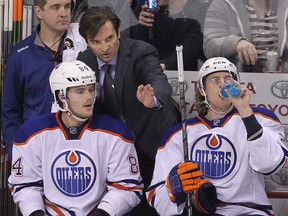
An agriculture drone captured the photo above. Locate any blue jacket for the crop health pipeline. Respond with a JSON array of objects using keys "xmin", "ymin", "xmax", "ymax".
[{"xmin": 2, "ymin": 24, "xmax": 87, "ymax": 159}]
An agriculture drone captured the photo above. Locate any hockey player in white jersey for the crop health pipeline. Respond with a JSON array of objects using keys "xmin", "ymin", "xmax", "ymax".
[
  {"xmin": 146, "ymin": 57, "xmax": 288, "ymax": 215},
  {"xmin": 8, "ymin": 60, "xmax": 143, "ymax": 216}
]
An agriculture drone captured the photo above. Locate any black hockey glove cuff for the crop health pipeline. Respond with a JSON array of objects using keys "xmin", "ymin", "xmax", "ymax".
[
  {"xmin": 88, "ymin": 208, "xmax": 110, "ymax": 216},
  {"xmin": 192, "ymin": 180, "xmax": 217, "ymax": 214},
  {"xmin": 29, "ymin": 210, "xmax": 44, "ymax": 216}
]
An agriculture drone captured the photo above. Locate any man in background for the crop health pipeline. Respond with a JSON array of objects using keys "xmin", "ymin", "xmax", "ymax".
[
  {"xmin": 125, "ymin": 0, "xmax": 205, "ymax": 71},
  {"xmin": 2, "ymin": 0, "xmax": 87, "ymax": 160},
  {"xmin": 77, "ymin": 5, "xmax": 180, "ymax": 215},
  {"xmin": 203, "ymin": 0, "xmax": 288, "ymax": 72}
]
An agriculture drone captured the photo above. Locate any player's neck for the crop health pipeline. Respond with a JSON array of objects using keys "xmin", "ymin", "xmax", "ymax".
[
  {"xmin": 206, "ymin": 112, "xmax": 224, "ymax": 121},
  {"xmin": 61, "ymin": 112, "xmax": 83, "ymax": 128},
  {"xmin": 206, "ymin": 105, "xmax": 233, "ymax": 120}
]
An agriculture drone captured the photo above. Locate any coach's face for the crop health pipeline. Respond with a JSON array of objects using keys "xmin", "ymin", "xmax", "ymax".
[
  {"xmin": 34, "ymin": 0, "xmax": 71, "ymax": 33},
  {"xmin": 87, "ymin": 20, "xmax": 120, "ymax": 63}
]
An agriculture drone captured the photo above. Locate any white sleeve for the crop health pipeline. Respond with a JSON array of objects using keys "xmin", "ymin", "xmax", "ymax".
[
  {"xmin": 63, "ymin": 23, "xmax": 87, "ymax": 62},
  {"xmin": 8, "ymin": 135, "xmax": 44, "ymax": 216},
  {"xmin": 146, "ymin": 132, "xmax": 187, "ymax": 215},
  {"xmin": 203, "ymin": 0, "xmax": 241, "ymax": 59},
  {"xmin": 101, "ymin": 139, "xmax": 143, "ymax": 216},
  {"xmin": 248, "ymin": 116, "xmax": 287, "ymax": 174}
]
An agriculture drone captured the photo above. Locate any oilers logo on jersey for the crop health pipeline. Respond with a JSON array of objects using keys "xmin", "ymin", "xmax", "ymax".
[
  {"xmin": 191, "ymin": 133, "xmax": 237, "ymax": 179},
  {"xmin": 51, "ymin": 150, "xmax": 96, "ymax": 197}
]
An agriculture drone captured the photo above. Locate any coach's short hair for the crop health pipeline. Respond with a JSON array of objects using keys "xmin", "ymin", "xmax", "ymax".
[
  {"xmin": 79, "ymin": 5, "xmax": 121, "ymax": 42},
  {"xmin": 34, "ymin": 0, "xmax": 73, "ymax": 10}
]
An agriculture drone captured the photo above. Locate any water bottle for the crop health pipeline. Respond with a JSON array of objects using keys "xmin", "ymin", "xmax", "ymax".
[
  {"xmin": 219, "ymin": 79, "xmax": 241, "ymax": 99},
  {"xmin": 146, "ymin": 0, "xmax": 158, "ymax": 39},
  {"xmin": 266, "ymin": 50, "xmax": 278, "ymax": 72},
  {"xmin": 146, "ymin": 0, "xmax": 158, "ymax": 13}
]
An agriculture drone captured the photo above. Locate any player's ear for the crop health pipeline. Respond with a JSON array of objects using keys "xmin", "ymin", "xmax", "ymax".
[
  {"xmin": 199, "ymin": 88, "xmax": 205, "ymax": 96},
  {"xmin": 57, "ymin": 93, "xmax": 62, "ymax": 102},
  {"xmin": 56, "ymin": 91, "xmax": 65, "ymax": 103}
]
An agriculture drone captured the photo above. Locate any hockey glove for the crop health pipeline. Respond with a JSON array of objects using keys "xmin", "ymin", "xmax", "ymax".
[
  {"xmin": 29, "ymin": 210, "xmax": 44, "ymax": 216},
  {"xmin": 88, "ymin": 208, "xmax": 110, "ymax": 216},
  {"xmin": 192, "ymin": 180, "xmax": 217, "ymax": 214},
  {"xmin": 165, "ymin": 162, "xmax": 203, "ymax": 205}
]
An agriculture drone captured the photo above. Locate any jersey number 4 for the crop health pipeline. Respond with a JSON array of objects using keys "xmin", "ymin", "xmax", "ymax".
[{"xmin": 12, "ymin": 157, "xmax": 24, "ymax": 177}]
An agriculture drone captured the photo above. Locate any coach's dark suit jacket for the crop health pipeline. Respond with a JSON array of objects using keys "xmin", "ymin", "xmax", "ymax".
[{"xmin": 77, "ymin": 37, "xmax": 180, "ymax": 159}]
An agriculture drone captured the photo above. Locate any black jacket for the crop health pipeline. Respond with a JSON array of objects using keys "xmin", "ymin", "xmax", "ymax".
[
  {"xmin": 124, "ymin": 6, "xmax": 205, "ymax": 70},
  {"xmin": 77, "ymin": 37, "xmax": 180, "ymax": 159}
]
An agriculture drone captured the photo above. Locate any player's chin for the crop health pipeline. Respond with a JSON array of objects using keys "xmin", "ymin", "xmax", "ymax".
[
  {"xmin": 81, "ymin": 113, "xmax": 93, "ymax": 119},
  {"xmin": 218, "ymin": 95, "xmax": 230, "ymax": 102},
  {"xmin": 80, "ymin": 109, "xmax": 93, "ymax": 118},
  {"xmin": 220, "ymin": 103, "xmax": 232, "ymax": 111},
  {"xmin": 215, "ymin": 100, "xmax": 230, "ymax": 107}
]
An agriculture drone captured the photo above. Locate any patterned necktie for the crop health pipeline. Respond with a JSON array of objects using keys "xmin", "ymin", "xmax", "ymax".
[{"xmin": 103, "ymin": 64, "xmax": 118, "ymax": 118}]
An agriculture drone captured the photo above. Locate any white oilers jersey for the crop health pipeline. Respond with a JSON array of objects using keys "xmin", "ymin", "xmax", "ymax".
[
  {"xmin": 8, "ymin": 112, "xmax": 143, "ymax": 216},
  {"xmin": 51, "ymin": 23, "xmax": 87, "ymax": 113},
  {"xmin": 146, "ymin": 107, "xmax": 288, "ymax": 216},
  {"xmin": 62, "ymin": 23, "xmax": 87, "ymax": 62}
]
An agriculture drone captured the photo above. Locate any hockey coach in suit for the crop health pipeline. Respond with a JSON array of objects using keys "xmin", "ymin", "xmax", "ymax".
[{"xmin": 77, "ymin": 5, "xmax": 180, "ymax": 215}]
